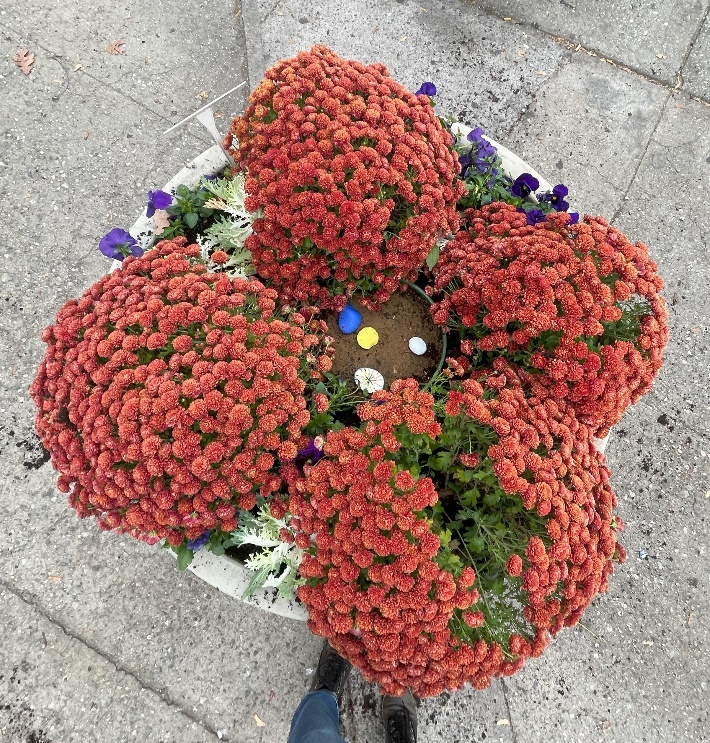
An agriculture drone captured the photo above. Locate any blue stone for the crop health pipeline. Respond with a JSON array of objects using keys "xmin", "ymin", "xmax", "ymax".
[{"xmin": 338, "ymin": 304, "xmax": 362, "ymax": 334}]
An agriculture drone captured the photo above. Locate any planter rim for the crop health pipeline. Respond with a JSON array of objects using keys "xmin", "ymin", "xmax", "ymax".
[{"xmin": 124, "ymin": 130, "xmax": 606, "ymax": 621}]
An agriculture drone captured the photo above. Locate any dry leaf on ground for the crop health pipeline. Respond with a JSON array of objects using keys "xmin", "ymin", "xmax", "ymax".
[
  {"xmin": 196, "ymin": 90, "xmax": 210, "ymax": 100},
  {"xmin": 105, "ymin": 40, "xmax": 126, "ymax": 55},
  {"xmin": 12, "ymin": 48, "xmax": 35, "ymax": 75}
]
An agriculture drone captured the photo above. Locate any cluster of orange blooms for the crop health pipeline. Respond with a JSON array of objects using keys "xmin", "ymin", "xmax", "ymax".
[
  {"xmin": 226, "ymin": 45, "xmax": 464, "ymax": 310},
  {"xmin": 430, "ymin": 202, "xmax": 668, "ymax": 435},
  {"xmin": 31, "ymin": 240, "xmax": 332, "ymax": 545},
  {"xmin": 281, "ymin": 374, "xmax": 622, "ymax": 697}
]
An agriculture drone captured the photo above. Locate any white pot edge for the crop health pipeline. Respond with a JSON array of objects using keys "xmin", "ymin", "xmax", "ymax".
[
  {"xmin": 117, "ymin": 133, "xmax": 606, "ymax": 621},
  {"xmin": 175, "ymin": 549, "xmax": 309, "ymax": 621}
]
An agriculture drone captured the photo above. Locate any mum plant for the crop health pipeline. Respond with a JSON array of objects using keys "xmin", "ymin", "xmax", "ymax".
[
  {"xmin": 31, "ymin": 240, "xmax": 333, "ymax": 558},
  {"xmin": 287, "ymin": 373, "xmax": 622, "ymax": 696},
  {"xmin": 429, "ymin": 202, "xmax": 668, "ymax": 436},
  {"xmin": 225, "ymin": 44, "xmax": 465, "ymax": 310}
]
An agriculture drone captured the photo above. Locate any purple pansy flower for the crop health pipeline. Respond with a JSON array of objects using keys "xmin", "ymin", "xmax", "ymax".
[
  {"xmin": 524, "ymin": 208, "xmax": 546, "ymax": 226},
  {"xmin": 540, "ymin": 183, "xmax": 570, "ymax": 212},
  {"xmin": 511, "ymin": 173, "xmax": 540, "ymax": 199},
  {"xmin": 295, "ymin": 437, "xmax": 325, "ymax": 469},
  {"xmin": 146, "ymin": 189, "xmax": 173, "ymax": 218},
  {"xmin": 458, "ymin": 151, "xmax": 472, "ymax": 177},
  {"xmin": 415, "ymin": 82, "xmax": 437, "ymax": 97},
  {"xmin": 569, "ymin": 212, "xmax": 579, "ymax": 224},
  {"xmin": 186, "ymin": 530, "xmax": 210, "ymax": 552},
  {"xmin": 99, "ymin": 228, "xmax": 143, "ymax": 261}
]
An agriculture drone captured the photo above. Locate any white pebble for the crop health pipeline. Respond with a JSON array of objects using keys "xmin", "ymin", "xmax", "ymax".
[{"xmin": 409, "ymin": 336, "xmax": 427, "ymax": 355}]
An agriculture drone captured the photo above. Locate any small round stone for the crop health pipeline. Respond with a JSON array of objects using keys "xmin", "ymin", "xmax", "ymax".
[
  {"xmin": 338, "ymin": 304, "xmax": 362, "ymax": 334},
  {"xmin": 357, "ymin": 326, "xmax": 379, "ymax": 349},
  {"xmin": 409, "ymin": 336, "xmax": 427, "ymax": 355}
]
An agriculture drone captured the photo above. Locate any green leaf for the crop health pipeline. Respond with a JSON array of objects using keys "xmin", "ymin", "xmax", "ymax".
[
  {"xmin": 184, "ymin": 212, "xmax": 199, "ymax": 229},
  {"xmin": 454, "ymin": 468, "xmax": 475, "ymax": 483},
  {"xmin": 175, "ymin": 544, "xmax": 194, "ymax": 571},
  {"xmin": 241, "ymin": 566, "xmax": 272, "ymax": 600},
  {"xmin": 429, "ymin": 451, "xmax": 453, "ymax": 472},
  {"xmin": 467, "ymin": 536, "xmax": 486, "ymax": 554},
  {"xmin": 425, "ymin": 243, "xmax": 440, "ymax": 270}
]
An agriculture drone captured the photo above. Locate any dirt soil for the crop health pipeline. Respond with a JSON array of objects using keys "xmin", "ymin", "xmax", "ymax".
[{"xmin": 326, "ymin": 288, "xmax": 443, "ymax": 388}]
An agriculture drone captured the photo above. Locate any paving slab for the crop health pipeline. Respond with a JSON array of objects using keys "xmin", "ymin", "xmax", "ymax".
[
  {"xmin": 504, "ymin": 52, "xmax": 670, "ymax": 216},
  {"xmin": 0, "ymin": 0, "xmax": 249, "ymax": 125},
  {"xmin": 473, "ymin": 0, "xmax": 710, "ymax": 93},
  {"xmin": 611, "ymin": 95, "xmax": 710, "ymax": 438},
  {"xmin": 251, "ymin": 0, "xmax": 566, "ymax": 139},
  {"xmin": 682, "ymin": 13, "xmax": 710, "ymax": 99},
  {"xmin": 1, "ymin": 451, "xmax": 324, "ymax": 743},
  {"xmin": 0, "ymin": 589, "xmax": 219, "ymax": 743}
]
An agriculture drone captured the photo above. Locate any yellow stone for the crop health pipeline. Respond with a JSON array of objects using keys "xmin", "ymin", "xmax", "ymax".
[{"xmin": 357, "ymin": 326, "xmax": 379, "ymax": 349}]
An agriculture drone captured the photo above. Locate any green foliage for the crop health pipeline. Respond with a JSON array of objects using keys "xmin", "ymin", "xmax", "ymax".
[
  {"xmin": 377, "ymin": 393, "xmax": 552, "ymax": 644},
  {"xmin": 223, "ymin": 506, "xmax": 306, "ymax": 600},
  {"xmin": 426, "ymin": 243, "xmax": 440, "ymax": 270},
  {"xmin": 304, "ymin": 374, "xmax": 368, "ymax": 438},
  {"xmin": 598, "ymin": 295, "xmax": 652, "ymax": 350},
  {"xmin": 169, "ymin": 541, "xmax": 195, "ymax": 571},
  {"xmin": 156, "ymin": 172, "xmax": 259, "ymax": 278},
  {"xmin": 161, "ymin": 182, "xmax": 217, "ymax": 240}
]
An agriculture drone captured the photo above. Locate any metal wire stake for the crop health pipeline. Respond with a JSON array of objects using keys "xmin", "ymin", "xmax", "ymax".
[{"xmin": 163, "ymin": 81, "xmax": 247, "ymax": 165}]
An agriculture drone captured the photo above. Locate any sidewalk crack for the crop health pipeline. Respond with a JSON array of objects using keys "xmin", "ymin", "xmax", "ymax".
[
  {"xmin": 464, "ymin": 3, "xmax": 710, "ymax": 104},
  {"xmin": 504, "ymin": 52, "xmax": 573, "ymax": 139},
  {"xmin": 499, "ymin": 678, "xmax": 518, "ymax": 743},
  {"xmin": 0, "ymin": 577, "xmax": 224, "ymax": 742},
  {"xmin": 611, "ymin": 92, "xmax": 672, "ymax": 224}
]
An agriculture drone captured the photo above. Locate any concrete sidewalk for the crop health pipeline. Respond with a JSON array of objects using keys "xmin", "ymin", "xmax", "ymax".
[{"xmin": 1, "ymin": 0, "xmax": 708, "ymax": 741}]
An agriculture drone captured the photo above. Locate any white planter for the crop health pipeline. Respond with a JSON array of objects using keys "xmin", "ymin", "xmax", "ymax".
[{"xmin": 120, "ymin": 131, "xmax": 606, "ymax": 621}]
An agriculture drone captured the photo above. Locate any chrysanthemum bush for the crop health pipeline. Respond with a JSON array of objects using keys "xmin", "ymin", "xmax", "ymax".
[
  {"xmin": 429, "ymin": 202, "xmax": 669, "ymax": 436},
  {"xmin": 283, "ymin": 374, "xmax": 622, "ymax": 696},
  {"xmin": 225, "ymin": 44, "xmax": 465, "ymax": 310},
  {"xmin": 30, "ymin": 239, "xmax": 333, "ymax": 548},
  {"xmin": 31, "ymin": 44, "xmax": 670, "ymax": 699}
]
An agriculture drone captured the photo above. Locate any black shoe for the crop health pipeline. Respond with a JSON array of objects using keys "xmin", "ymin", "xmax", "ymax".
[
  {"xmin": 382, "ymin": 690, "xmax": 417, "ymax": 743},
  {"xmin": 310, "ymin": 643, "xmax": 351, "ymax": 701}
]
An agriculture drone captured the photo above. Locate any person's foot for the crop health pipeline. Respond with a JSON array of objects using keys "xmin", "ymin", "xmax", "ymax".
[
  {"xmin": 310, "ymin": 643, "xmax": 351, "ymax": 701},
  {"xmin": 382, "ymin": 690, "xmax": 417, "ymax": 743}
]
